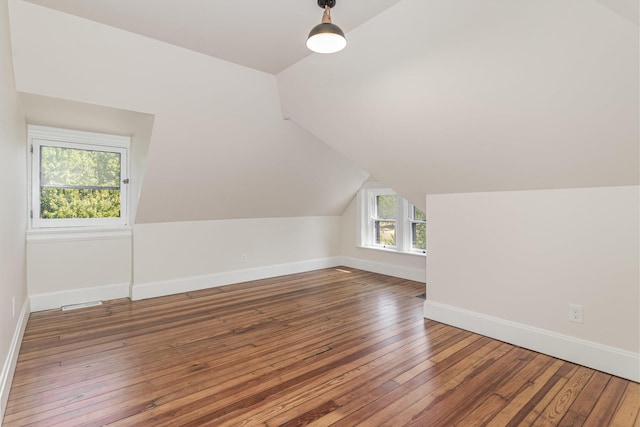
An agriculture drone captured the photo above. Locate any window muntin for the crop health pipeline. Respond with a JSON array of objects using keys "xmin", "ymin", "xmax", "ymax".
[{"xmin": 29, "ymin": 126, "xmax": 130, "ymax": 228}]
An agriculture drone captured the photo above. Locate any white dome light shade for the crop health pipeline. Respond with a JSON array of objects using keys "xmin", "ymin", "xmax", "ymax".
[{"xmin": 306, "ymin": 24, "xmax": 347, "ymax": 54}]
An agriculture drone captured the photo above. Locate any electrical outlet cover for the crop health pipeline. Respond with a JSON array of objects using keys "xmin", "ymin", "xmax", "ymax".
[{"xmin": 568, "ymin": 303, "xmax": 583, "ymax": 323}]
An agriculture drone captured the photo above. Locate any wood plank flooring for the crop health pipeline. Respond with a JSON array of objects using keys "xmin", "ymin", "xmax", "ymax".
[{"xmin": 4, "ymin": 268, "xmax": 639, "ymax": 426}]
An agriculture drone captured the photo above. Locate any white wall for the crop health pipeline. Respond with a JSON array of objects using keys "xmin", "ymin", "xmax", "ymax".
[
  {"xmin": 26, "ymin": 233, "xmax": 132, "ymax": 311},
  {"xmin": 19, "ymin": 97, "xmax": 153, "ymax": 312},
  {"xmin": 18, "ymin": 96, "xmax": 154, "ymax": 313},
  {"xmin": 340, "ymin": 197, "xmax": 426, "ymax": 283},
  {"xmin": 132, "ymin": 217, "xmax": 342, "ymax": 299},
  {"xmin": 0, "ymin": 0, "xmax": 27, "ymax": 420},
  {"xmin": 424, "ymin": 186, "xmax": 640, "ymax": 381}
]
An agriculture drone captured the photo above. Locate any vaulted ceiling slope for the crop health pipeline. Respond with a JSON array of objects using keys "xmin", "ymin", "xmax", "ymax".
[
  {"xmin": 278, "ymin": 0, "xmax": 639, "ymax": 209},
  {"xmin": 22, "ymin": 0, "xmax": 401, "ymax": 74},
  {"xmin": 9, "ymin": 0, "xmax": 369, "ymax": 223},
  {"xmin": 9, "ymin": 0, "xmax": 639, "ymax": 220},
  {"xmin": 593, "ymin": 0, "xmax": 639, "ymax": 24}
]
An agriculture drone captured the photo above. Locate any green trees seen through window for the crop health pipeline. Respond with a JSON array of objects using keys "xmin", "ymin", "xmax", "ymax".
[
  {"xmin": 39, "ymin": 146, "xmax": 121, "ymax": 219},
  {"xmin": 375, "ymin": 195, "xmax": 397, "ymax": 246},
  {"xmin": 412, "ymin": 206, "xmax": 426, "ymax": 250}
]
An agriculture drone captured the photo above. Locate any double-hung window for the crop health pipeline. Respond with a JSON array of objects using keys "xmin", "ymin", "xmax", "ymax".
[
  {"xmin": 372, "ymin": 191, "xmax": 398, "ymax": 248},
  {"xmin": 358, "ymin": 184, "xmax": 426, "ymax": 255},
  {"xmin": 29, "ymin": 125, "xmax": 130, "ymax": 228},
  {"xmin": 408, "ymin": 203, "xmax": 426, "ymax": 251}
]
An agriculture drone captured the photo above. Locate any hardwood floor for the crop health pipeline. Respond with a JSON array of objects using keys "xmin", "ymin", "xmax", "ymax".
[{"xmin": 4, "ymin": 268, "xmax": 639, "ymax": 426}]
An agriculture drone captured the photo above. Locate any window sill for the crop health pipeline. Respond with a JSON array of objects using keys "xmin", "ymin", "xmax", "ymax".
[
  {"xmin": 26, "ymin": 226, "xmax": 133, "ymax": 243},
  {"xmin": 357, "ymin": 245, "xmax": 426, "ymax": 257}
]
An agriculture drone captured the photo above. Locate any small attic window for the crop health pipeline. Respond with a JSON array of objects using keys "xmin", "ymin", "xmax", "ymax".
[
  {"xmin": 28, "ymin": 125, "xmax": 130, "ymax": 229},
  {"xmin": 357, "ymin": 183, "xmax": 426, "ymax": 255}
]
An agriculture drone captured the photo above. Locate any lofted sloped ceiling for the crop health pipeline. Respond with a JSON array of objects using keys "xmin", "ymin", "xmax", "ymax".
[
  {"xmin": 22, "ymin": 0, "xmax": 401, "ymax": 74},
  {"xmin": 278, "ymin": 0, "xmax": 639, "ymax": 209},
  {"xmin": 593, "ymin": 0, "xmax": 639, "ymax": 24},
  {"xmin": 9, "ymin": 0, "xmax": 639, "ymax": 221}
]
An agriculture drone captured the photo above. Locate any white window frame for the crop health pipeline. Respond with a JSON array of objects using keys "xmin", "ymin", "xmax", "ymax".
[
  {"xmin": 357, "ymin": 183, "xmax": 426, "ymax": 255},
  {"xmin": 28, "ymin": 125, "xmax": 130, "ymax": 229},
  {"xmin": 405, "ymin": 199, "xmax": 427, "ymax": 254},
  {"xmin": 369, "ymin": 187, "xmax": 398, "ymax": 250}
]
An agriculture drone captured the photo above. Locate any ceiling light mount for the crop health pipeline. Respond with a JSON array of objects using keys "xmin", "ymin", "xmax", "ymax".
[
  {"xmin": 317, "ymin": 0, "xmax": 336, "ymax": 8},
  {"xmin": 306, "ymin": 0, "xmax": 346, "ymax": 54}
]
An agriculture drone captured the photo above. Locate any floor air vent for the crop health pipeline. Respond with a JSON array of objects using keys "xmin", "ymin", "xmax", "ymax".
[{"xmin": 61, "ymin": 301, "xmax": 103, "ymax": 311}]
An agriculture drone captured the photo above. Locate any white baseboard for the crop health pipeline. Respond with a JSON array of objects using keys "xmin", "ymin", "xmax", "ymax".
[
  {"xmin": 132, "ymin": 256, "xmax": 427, "ymax": 301},
  {"xmin": 131, "ymin": 257, "xmax": 343, "ymax": 300},
  {"xmin": 1, "ymin": 298, "xmax": 30, "ymax": 424},
  {"xmin": 424, "ymin": 300, "xmax": 640, "ymax": 382},
  {"xmin": 339, "ymin": 256, "xmax": 426, "ymax": 283},
  {"xmin": 30, "ymin": 282, "xmax": 130, "ymax": 312}
]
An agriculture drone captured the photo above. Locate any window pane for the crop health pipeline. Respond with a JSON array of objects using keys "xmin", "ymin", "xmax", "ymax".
[
  {"xmin": 412, "ymin": 222, "xmax": 426, "ymax": 250},
  {"xmin": 376, "ymin": 195, "xmax": 397, "ymax": 219},
  {"xmin": 414, "ymin": 206, "xmax": 426, "ymax": 221},
  {"xmin": 40, "ymin": 146, "xmax": 121, "ymax": 188},
  {"xmin": 39, "ymin": 146, "xmax": 121, "ymax": 219},
  {"xmin": 375, "ymin": 220, "xmax": 396, "ymax": 246},
  {"xmin": 40, "ymin": 188, "xmax": 121, "ymax": 219}
]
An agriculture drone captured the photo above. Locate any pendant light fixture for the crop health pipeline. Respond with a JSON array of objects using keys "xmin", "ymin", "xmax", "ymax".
[{"xmin": 306, "ymin": 0, "xmax": 346, "ymax": 54}]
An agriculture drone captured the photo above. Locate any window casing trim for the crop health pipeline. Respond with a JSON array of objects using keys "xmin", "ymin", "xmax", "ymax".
[
  {"xmin": 28, "ymin": 125, "xmax": 131, "ymax": 229},
  {"xmin": 26, "ymin": 227, "xmax": 133, "ymax": 243}
]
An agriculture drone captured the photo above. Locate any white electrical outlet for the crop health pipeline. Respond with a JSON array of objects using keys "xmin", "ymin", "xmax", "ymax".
[
  {"xmin": 241, "ymin": 253, "xmax": 248, "ymax": 263},
  {"xmin": 568, "ymin": 304, "xmax": 583, "ymax": 323}
]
